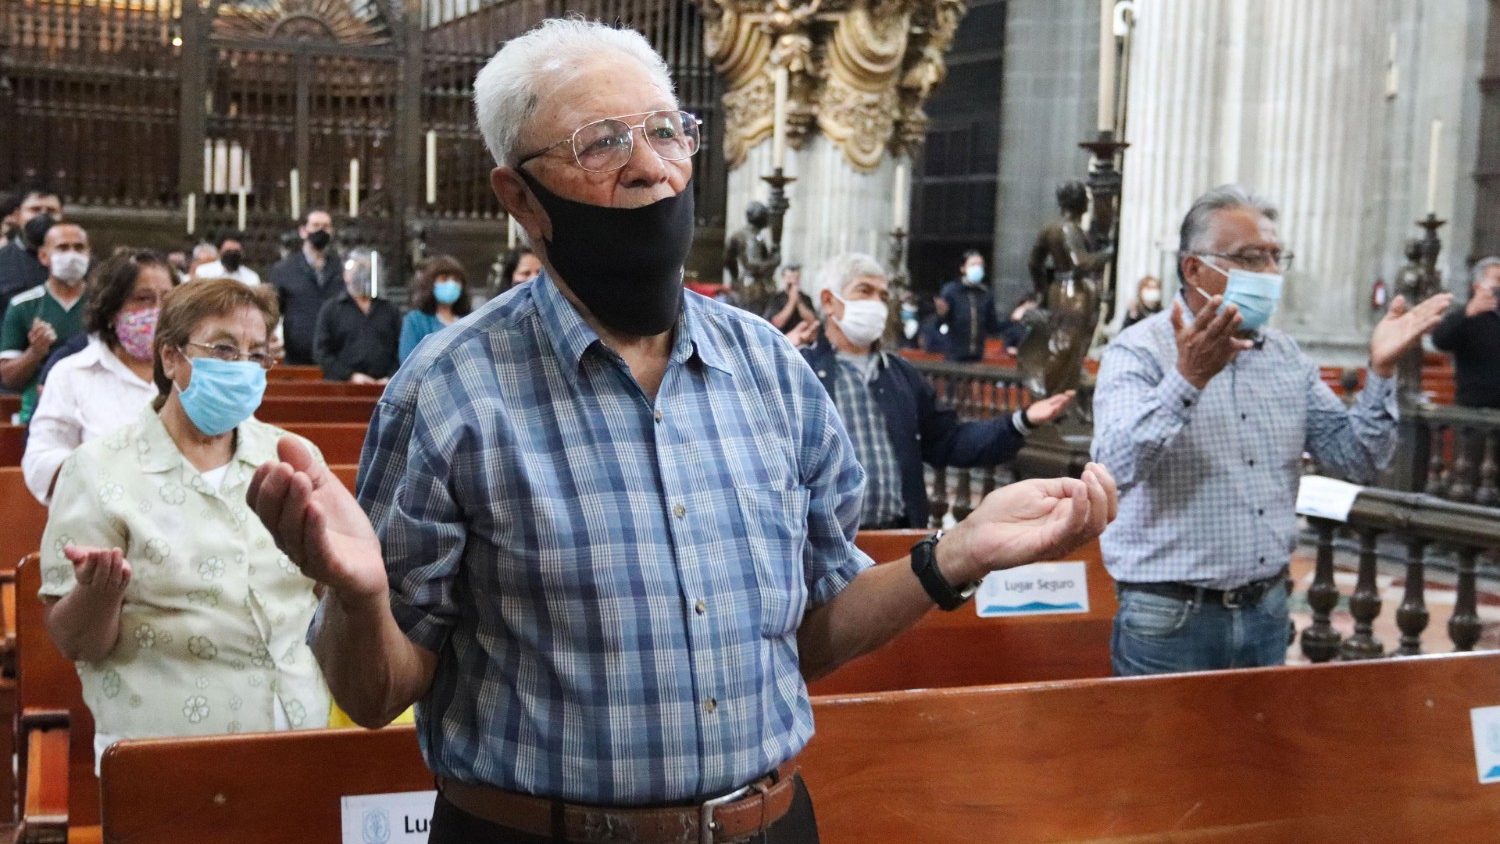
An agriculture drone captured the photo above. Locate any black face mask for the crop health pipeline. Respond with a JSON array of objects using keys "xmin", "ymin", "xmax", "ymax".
[
  {"xmin": 518, "ymin": 168, "xmax": 694, "ymax": 337},
  {"xmin": 306, "ymin": 230, "xmax": 332, "ymax": 251},
  {"xmin": 23, "ymin": 214, "xmax": 54, "ymax": 250},
  {"xmin": 219, "ymin": 249, "xmax": 243, "ymax": 272}
]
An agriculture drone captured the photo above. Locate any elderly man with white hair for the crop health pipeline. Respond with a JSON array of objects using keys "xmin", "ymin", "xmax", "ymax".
[
  {"xmin": 245, "ymin": 19, "xmax": 1117, "ymax": 844},
  {"xmin": 1093, "ymin": 184, "xmax": 1452, "ymax": 677},
  {"xmin": 802, "ymin": 253, "xmax": 1074, "ymax": 530}
]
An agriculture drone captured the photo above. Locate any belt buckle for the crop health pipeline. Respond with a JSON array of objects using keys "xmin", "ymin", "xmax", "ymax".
[
  {"xmin": 1222, "ymin": 586, "xmax": 1245, "ymax": 609},
  {"xmin": 699, "ymin": 785, "xmax": 751, "ymax": 844}
]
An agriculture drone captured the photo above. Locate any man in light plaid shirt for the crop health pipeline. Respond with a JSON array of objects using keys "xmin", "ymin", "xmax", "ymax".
[{"xmin": 1092, "ymin": 184, "xmax": 1451, "ymax": 677}]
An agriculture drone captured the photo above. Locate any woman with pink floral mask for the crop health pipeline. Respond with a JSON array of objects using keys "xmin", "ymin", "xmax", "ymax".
[{"xmin": 23, "ymin": 249, "xmax": 174, "ymax": 504}]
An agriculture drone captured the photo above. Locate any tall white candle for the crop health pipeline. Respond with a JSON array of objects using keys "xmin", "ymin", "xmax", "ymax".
[
  {"xmin": 891, "ymin": 160, "xmax": 907, "ymax": 229},
  {"xmin": 289, "ymin": 169, "xmax": 300, "ymax": 221},
  {"xmin": 348, "ymin": 158, "xmax": 360, "ymax": 218},
  {"xmin": 1426, "ymin": 118, "xmax": 1443, "ymax": 215},
  {"xmin": 1097, "ymin": 0, "xmax": 1116, "ymax": 132},
  {"xmin": 772, "ymin": 66, "xmax": 789, "ymax": 170},
  {"xmin": 186, "ymin": 192, "xmax": 196, "ymax": 235},
  {"xmin": 370, "ymin": 251, "xmax": 380, "ymax": 299},
  {"xmin": 507, "ymin": 214, "xmax": 517, "ymax": 249},
  {"xmin": 236, "ymin": 188, "xmax": 247, "ymax": 232},
  {"xmin": 426, "ymin": 130, "xmax": 438, "ymax": 205}
]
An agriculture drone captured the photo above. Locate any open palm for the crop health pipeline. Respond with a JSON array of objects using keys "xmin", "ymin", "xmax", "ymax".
[
  {"xmin": 1369, "ymin": 293, "xmax": 1453, "ymax": 373},
  {"xmin": 947, "ymin": 463, "xmax": 1117, "ymax": 580}
]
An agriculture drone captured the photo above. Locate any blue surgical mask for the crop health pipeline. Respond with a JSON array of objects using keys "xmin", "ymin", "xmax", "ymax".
[
  {"xmin": 1196, "ymin": 260, "xmax": 1283, "ymax": 332},
  {"xmin": 177, "ymin": 356, "xmax": 267, "ymax": 436},
  {"xmin": 433, "ymin": 279, "xmax": 463, "ymax": 305},
  {"xmin": 964, "ymin": 265, "xmax": 985, "ymax": 285}
]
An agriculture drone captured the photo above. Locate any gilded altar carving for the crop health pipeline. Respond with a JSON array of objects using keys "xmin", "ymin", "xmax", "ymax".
[{"xmin": 697, "ymin": 0, "xmax": 965, "ymax": 171}]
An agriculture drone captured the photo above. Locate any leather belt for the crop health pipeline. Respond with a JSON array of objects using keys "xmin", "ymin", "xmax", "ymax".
[
  {"xmin": 437, "ymin": 761, "xmax": 799, "ymax": 844},
  {"xmin": 1119, "ymin": 568, "xmax": 1288, "ymax": 609}
]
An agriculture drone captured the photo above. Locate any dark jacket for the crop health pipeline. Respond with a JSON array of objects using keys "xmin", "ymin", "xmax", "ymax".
[
  {"xmin": 313, "ymin": 292, "xmax": 401, "ymax": 381},
  {"xmin": 1432, "ymin": 306, "xmax": 1500, "ymax": 409},
  {"xmin": 0, "ymin": 242, "xmax": 48, "ymax": 321},
  {"xmin": 801, "ymin": 335, "xmax": 1028, "ymax": 528},
  {"xmin": 269, "ymin": 249, "xmax": 343, "ymax": 365},
  {"xmin": 938, "ymin": 279, "xmax": 1004, "ymax": 362}
]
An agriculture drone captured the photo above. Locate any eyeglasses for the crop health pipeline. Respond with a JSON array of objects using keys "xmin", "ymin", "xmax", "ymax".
[
  {"xmin": 1197, "ymin": 249, "xmax": 1295, "ymax": 273},
  {"xmin": 125, "ymin": 291, "xmax": 166, "ymax": 309},
  {"xmin": 514, "ymin": 110, "xmax": 703, "ymax": 174},
  {"xmin": 182, "ymin": 341, "xmax": 275, "ymax": 369}
]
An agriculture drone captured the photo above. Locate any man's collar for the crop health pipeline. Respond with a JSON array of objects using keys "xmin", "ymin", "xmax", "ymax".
[{"xmin": 533, "ymin": 274, "xmax": 731, "ymax": 375}]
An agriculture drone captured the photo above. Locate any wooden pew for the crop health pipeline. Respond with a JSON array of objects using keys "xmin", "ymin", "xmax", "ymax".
[
  {"xmin": 263, "ymin": 380, "xmax": 386, "ymax": 398},
  {"xmin": 810, "ymin": 534, "xmax": 1115, "ymax": 694},
  {"xmin": 804, "ymin": 651, "xmax": 1500, "ymax": 842},
  {"xmin": 15, "ymin": 554, "xmax": 99, "ymax": 843},
  {"xmin": 265, "ymin": 365, "xmax": 324, "ymax": 382},
  {"xmin": 255, "ymin": 396, "xmax": 378, "ymax": 425},
  {"xmin": 96, "ymin": 653, "xmax": 1500, "ymax": 843}
]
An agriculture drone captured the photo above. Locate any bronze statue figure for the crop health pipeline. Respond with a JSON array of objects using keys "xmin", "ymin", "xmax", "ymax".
[
  {"xmin": 724, "ymin": 200, "xmax": 782, "ymax": 311},
  {"xmin": 1017, "ymin": 181, "xmax": 1115, "ymax": 397}
]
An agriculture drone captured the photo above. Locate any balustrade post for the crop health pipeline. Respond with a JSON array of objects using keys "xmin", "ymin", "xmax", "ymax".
[
  {"xmin": 1394, "ymin": 537, "xmax": 1429, "ymax": 656},
  {"xmin": 1300, "ymin": 518, "xmax": 1343, "ymax": 662},
  {"xmin": 1448, "ymin": 547, "xmax": 1482, "ymax": 652},
  {"xmin": 1450, "ymin": 425, "xmax": 1477, "ymax": 502},
  {"xmin": 1475, "ymin": 430, "xmax": 1498, "ymax": 507},
  {"xmin": 928, "ymin": 465, "xmax": 950, "ymax": 528},
  {"xmin": 1429, "ymin": 425, "xmax": 1449, "ymax": 498},
  {"xmin": 952, "ymin": 468, "xmax": 974, "ymax": 522},
  {"xmin": 1339, "ymin": 527, "xmax": 1385, "ymax": 660}
]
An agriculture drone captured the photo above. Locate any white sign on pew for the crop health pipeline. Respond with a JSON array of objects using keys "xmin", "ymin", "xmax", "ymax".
[
  {"xmin": 1295, "ymin": 475, "xmax": 1362, "ymax": 522},
  {"xmin": 976, "ymin": 561, "xmax": 1089, "ymax": 617},
  {"xmin": 341, "ymin": 789, "xmax": 436, "ymax": 844},
  {"xmin": 1471, "ymin": 706, "xmax": 1500, "ymax": 785}
]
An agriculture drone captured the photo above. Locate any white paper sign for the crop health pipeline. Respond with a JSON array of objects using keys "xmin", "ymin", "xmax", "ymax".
[
  {"xmin": 1295, "ymin": 475, "xmax": 1362, "ymax": 522},
  {"xmin": 341, "ymin": 790, "xmax": 436, "ymax": 844},
  {"xmin": 976, "ymin": 561, "xmax": 1089, "ymax": 617},
  {"xmin": 1470, "ymin": 706, "xmax": 1500, "ymax": 785}
]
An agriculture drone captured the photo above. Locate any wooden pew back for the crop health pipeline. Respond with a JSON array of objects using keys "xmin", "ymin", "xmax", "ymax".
[
  {"xmin": 810, "ymin": 535, "xmax": 1115, "ymax": 694},
  {"xmin": 804, "ymin": 652, "xmax": 1500, "ymax": 842}
]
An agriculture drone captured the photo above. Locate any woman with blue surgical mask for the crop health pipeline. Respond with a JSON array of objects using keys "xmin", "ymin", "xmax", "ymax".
[
  {"xmin": 399, "ymin": 254, "xmax": 471, "ymax": 364},
  {"xmin": 37, "ymin": 278, "xmax": 332, "ymax": 772}
]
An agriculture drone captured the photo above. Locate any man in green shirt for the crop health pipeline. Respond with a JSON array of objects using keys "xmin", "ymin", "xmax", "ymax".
[{"xmin": 0, "ymin": 222, "xmax": 89, "ymax": 423}]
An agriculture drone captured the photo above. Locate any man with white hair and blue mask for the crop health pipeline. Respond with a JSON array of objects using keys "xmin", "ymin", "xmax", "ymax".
[
  {"xmin": 1093, "ymin": 184, "xmax": 1452, "ymax": 677},
  {"xmin": 802, "ymin": 252, "xmax": 1074, "ymax": 530},
  {"xmin": 244, "ymin": 19, "xmax": 1117, "ymax": 843}
]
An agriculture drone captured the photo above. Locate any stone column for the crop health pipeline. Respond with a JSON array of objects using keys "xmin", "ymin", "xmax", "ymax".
[{"xmin": 704, "ymin": 0, "xmax": 959, "ymax": 287}]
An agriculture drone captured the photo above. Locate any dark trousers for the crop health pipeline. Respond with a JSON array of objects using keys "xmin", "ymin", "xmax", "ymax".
[{"xmin": 428, "ymin": 774, "xmax": 820, "ymax": 844}]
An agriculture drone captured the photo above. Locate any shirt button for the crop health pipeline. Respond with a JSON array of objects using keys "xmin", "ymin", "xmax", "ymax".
[
  {"xmin": 1247, "ymin": 459, "xmax": 1256, "ymax": 467},
  {"xmin": 705, "ymin": 697, "xmax": 718, "ymax": 713},
  {"xmin": 653, "ymin": 409, "xmax": 663, "ymax": 423},
  {"xmin": 1241, "ymin": 413, "xmax": 1248, "ymax": 420},
  {"xmin": 1259, "ymin": 557, "xmax": 1267, "ymax": 565},
  {"xmin": 673, "ymin": 503, "xmax": 686, "ymax": 519},
  {"xmin": 1257, "ymin": 508, "xmax": 1264, "ymax": 516},
  {"xmin": 694, "ymin": 599, "xmax": 707, "ymax": 615}
]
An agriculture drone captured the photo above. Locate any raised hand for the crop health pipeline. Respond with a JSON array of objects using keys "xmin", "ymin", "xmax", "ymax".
[
  {"xmin": 785, "ymin": 319, "xmax": 817, "ymax": 349},
  {"xmin": 247, "ymin": 437, "xmax": 387, "ymax": 603},
  {"xmin": 62, "ymin": 544, "xmax": 131, "ymax": 603},
  {"xmin": 1465, "ymin": 284, "xmax": 1497, "ymax": 317},
  {"xmin": 1023, "ymin": 389, "xmax": 1076, "ymax": 427},
  {"xmin": 1368, "ymin": 293, "xmax": 1454, "ymax": 377},
  {"xmin": 1173, "ymin": 297, "xmax": 1253, "ymax": 389},
  {"xmin": 940, "ymin": 462, "xmax": 1118, "ymax": 583}
]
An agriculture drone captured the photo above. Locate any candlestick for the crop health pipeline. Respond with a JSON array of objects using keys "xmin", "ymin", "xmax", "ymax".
[
  {"xmin": 507, "ymin": 215, "xmax": 517, "ymax": 249},
  {"xmin": 236, "ymin": 188, "xmax": 247, "ymax": 233},
  {"xmin": 772, "ymin": 66, "xmax": 789, "ymax": 170},
  {"xmin": 348, "ymin": 158, "xmax": 360, "ymax": 218},
  {"xmin": 186, "ymin": 192, "xmax": 195, "ymax": 235},
  {"xmin": 1097, "ymin": 0, "xmax": 1117, "ymax": 132},
  {"xmin": 289, "ymin": 169, "xmax": 300, "ymax": 221},
  {"xmin": 425, "ymin": 130, "xmax": 437, "ymax": 206},
  {"xmin": 1425, "ymin": 118, "xmax": 1442, "ymax": 216}
]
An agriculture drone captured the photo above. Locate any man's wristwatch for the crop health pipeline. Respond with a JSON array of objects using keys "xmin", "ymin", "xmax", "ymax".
[{"xmin": 910, "ymin": 530, "xmax": 980, "ymax": 611}]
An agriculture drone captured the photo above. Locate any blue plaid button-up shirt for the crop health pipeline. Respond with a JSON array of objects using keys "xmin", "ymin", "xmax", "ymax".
[
  {"xmin": 1092, "ymin": 308, "xmax": 1398, "ymax": 589},
  {"xmin": 347, "ymin": 273, "xmax": 871, "ymax": 805}
]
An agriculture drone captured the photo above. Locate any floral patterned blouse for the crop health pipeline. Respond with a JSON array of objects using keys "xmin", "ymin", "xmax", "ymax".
[{"xmin": 39, "ymin": 405, "xmax": 331, "ymax": 747}]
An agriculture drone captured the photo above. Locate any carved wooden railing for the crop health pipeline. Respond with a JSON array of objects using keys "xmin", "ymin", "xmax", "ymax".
[
  {"xmin": 1300, "ymin": 485, "xmax": 1498, "ymax": 660},
  {"xmin": 1395, "ymin": 403, "xmax": 1500, "ymax": 505}
]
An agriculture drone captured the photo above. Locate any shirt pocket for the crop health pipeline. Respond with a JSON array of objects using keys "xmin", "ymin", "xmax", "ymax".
[{"xmin": 734, "ymin": 484, "xmax": 811, "ymax": 638}]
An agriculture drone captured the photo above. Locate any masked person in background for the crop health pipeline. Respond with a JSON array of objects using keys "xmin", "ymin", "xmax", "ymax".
[
  {"xmin": 38, "ymin": 278, "xmax": 331, "ymax": 774},
  {"xmin": 313, "ymin": 248, "xmax": 400, "ymax": 383},
  {"xmin": 0, "ymin": 222, "xmax": 91, "ymax": 423},
  {"xmin": 268, "ymin": 209, "xmax": 341, "ymax": 365},
  {"xmin": 0, "ymin": 184, "xmax": 63, "ymax": 319},
  {"xmin": 24, "ymin": 249, "xmax": 174, "ymax": 503},
  {"xmin": 1120, "ymin": 275, "xmax": 1163, "ymax": 331},
  {"xmin": 935, "ymin": 249, "xmax": 1005, "ymax": 362},
  {"xmin": 192, "ymin": 232, "xmax": 263, "ymax": 288},
  {"xmin": 801, "ymin": 253, "xmax": 1074, "ymax": 529},
  {"xmin": 399, "ymin": 254, "xmax": 471, "ymax": 364},
  {"xmin": 1092, "ymin": 184, "xmax": 1451, "ymax": 677},
  {"xmin": 244, "ymin": 20, "xmax": 1116, "ymax": 844}
]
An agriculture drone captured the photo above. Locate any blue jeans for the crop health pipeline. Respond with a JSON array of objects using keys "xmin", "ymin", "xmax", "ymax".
[{"xmin": 1110, "ymin": 581, "xmax": 1290, "ymax": 676}]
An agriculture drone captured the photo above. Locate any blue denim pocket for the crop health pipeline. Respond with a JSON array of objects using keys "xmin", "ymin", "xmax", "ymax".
[{"xmin": 1118, "ymin": 590, "xmax": 1193, "ymax": 638}]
